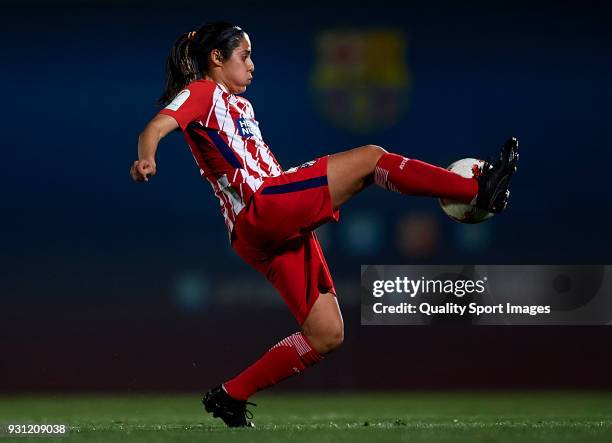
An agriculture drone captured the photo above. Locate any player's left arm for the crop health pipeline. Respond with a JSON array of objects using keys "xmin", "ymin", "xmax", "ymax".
[{"xmin": 131, "ymin": 114, "xmax": 179, "ymax": 182}]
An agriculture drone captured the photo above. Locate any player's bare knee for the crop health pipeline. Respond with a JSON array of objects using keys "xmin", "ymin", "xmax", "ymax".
[
  {"xmin": 360, "ymin": 144, "xmax": 387, "ymax": 172},
  {"xmin": 318, "ymin": 325, "xmax": 344, "ymax": 355},
  {"xmin": 364, "ymin": 144, "xmax": 387, "ymax": 162},
  {"xmin": 304, "ymin": 324, "xmax": 344, "ymax": 355},
  {"xmin": 327, "ymin": 326, "xmax": 344, "ymax": 351}
]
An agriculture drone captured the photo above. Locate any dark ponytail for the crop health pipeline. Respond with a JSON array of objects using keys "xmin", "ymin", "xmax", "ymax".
[{"xmin": 158, "ymin": 22, "xmax": 246, "ymax": 106}]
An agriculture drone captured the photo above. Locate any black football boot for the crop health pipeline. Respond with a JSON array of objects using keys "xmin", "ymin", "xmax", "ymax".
[
  {"xmin": 475, "ymin": 137, "xmax": 519, "ymax": 213},
  {"xmin": 202, "ymin": 385, "xmax": 256, "ymax": 428}
]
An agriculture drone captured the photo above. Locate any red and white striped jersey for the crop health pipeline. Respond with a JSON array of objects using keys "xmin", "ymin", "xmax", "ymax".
[{"xmin": 159, "ymin": 79, "xmax": 283, "ymax": 234}]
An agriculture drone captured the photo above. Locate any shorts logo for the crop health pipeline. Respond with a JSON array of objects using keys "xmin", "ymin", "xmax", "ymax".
[
  {"xmin": 236, "ymin": 117, "xmax": 262, "ymax": 139},
  {"xmin": 165, "ymin": 89, "xmax": 190, "ymax": 111},
  {"xmin": 285, "ymin": 160, "xmax": 316, "ymax": 174}
]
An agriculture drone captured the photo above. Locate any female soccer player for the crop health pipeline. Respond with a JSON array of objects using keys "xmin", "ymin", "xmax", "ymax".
[{"xmin": 131, "ymin": 22, "xmax": 518, "ymax": 427}]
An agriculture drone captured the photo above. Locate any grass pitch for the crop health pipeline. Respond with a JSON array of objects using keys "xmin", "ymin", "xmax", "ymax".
[{"xmin": 1, "ymin": 392, "xmax": 612, "ymax": 442}]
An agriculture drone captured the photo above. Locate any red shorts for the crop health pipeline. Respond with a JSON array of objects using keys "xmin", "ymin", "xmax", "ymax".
[{"xmin": 231, "ymin": 156, "xmax": 340, "ymax": 325}]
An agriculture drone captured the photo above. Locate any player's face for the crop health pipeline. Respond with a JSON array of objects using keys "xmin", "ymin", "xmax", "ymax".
[{"xmin": 222, "ymin": 34, "xmax": 255, "ymax": 94}]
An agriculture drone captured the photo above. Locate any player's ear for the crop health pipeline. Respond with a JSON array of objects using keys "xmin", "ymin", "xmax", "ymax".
[{"xmin": 210, "ymin": 49, "xmax": 224, "ymax": 67}]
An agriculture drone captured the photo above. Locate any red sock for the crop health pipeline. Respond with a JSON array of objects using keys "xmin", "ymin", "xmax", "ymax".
[
  {"xmin": 374, "ymin": 153, "xmax": 478, "ymax": 203},
  {"xmin": 223, "ymin": 332, "xmax": 322, "ymax": 401}
]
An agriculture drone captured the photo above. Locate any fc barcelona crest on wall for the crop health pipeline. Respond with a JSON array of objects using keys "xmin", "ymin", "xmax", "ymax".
[{"xmin": 311, "ymin": 29, "xmax": 411, "ymax": 134}]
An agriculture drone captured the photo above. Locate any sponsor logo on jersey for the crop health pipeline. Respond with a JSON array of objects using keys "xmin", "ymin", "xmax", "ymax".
[
  {"xmin": 165, "ymin": 89, "xmax": 190, "ymax": 111},
  {"xmin": 236, "ymin": 117, "xmax": 262, "ymax": 139}
]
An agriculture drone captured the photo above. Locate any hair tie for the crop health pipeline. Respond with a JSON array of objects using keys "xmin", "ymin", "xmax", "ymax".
[{"xmin": 187, "ymin": 31, "xmax": 197, "ymax": 40}]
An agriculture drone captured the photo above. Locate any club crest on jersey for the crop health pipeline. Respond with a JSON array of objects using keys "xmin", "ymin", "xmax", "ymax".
[{"xmin": 236, "ymin": 117, "xmax": 262, "ymax": 139}]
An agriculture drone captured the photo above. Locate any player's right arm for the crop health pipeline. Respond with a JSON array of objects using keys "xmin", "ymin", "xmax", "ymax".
[
  {"xmin": 131, "ymin": 81, "xmax": 214, "ymax": 182},
  {"xmin": 131, "ymin": 114, "xmax": 179, "ymax": 182}
]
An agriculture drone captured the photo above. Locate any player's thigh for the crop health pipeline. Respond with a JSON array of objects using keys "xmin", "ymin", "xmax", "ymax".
[
  {"xmin": 302, "ymin": 292, "xmax": 344, "ymax": 354},
  {"xmin": 327, "ymin": 144, "xmax": 387, "ymax": 209},
  {"xmin": 247, "ymin": 158, "xmax": 339, "ymax": 246}
]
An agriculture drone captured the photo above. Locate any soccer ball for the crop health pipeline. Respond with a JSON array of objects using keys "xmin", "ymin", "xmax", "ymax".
[{"xmin": 439, "ymin": 158, "xmax": 494, "ymax": 224}]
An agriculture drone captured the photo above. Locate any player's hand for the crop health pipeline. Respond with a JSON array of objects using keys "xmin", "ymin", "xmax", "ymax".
[{"xmin": 130, "ymin": 159, "xmax": 157, "ymax": 182}]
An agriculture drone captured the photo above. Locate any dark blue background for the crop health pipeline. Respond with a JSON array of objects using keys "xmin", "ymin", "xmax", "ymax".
[{"xmin": 2, "ymin": 0, "xmax": 611, "ymax": 391}]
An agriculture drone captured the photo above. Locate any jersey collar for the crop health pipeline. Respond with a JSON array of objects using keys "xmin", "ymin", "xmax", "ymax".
[{"xmin": 215, "ymin": 81, "xmax": 230, "ymax": 94}]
